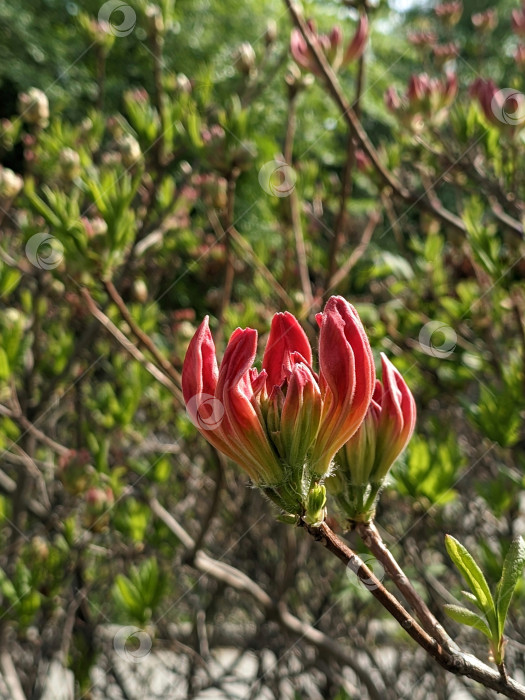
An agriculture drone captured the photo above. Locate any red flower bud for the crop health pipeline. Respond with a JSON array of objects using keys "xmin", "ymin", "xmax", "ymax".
[
  {"xmin": 512, "ymin": 4, "xmax": 525, "ymax": 36},
  {"xmin": 333, "ymin": 353, "xmax": 416, "ymax": 522}
]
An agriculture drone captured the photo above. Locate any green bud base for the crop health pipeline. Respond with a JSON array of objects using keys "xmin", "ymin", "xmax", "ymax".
[{"xmin": 338, "ymin": 481, "xmax": 384, "ymax": 524}]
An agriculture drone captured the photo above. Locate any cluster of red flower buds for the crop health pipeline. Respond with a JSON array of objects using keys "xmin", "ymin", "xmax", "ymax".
[
  {"xmin": 182, "ymin": 297, "xmax": 416, "ymax": 524},
  {"xmin": 385, "ymin": 72, "xmax": 458, "ymax": 129},
  {"xmin": 290, "ymin": 15, "xmax": 369, "ymax": 76}
]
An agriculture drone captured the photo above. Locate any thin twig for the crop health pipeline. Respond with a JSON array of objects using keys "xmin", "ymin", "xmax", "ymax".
[
  {"xmin": 283, "ymin": 0, "xmax": 466, "ymax": 234},
  {"xmin": 326, "ymin": 210, "xmax": 379, "ymax": 294},
  {"xmin": 104, "ymin": 279, "xmax": 182, "ymax": 388},
  {"xmin": 302, "ymin": 519, "xmax": 525, "ymax": 700},
  {"xmin": 148, "ymin": 496, "xmax": 389, "ymax": 698},
  {"xmin": 208, "ymin": 212, "xmax": 293, "ymax": 307},
  {"xmin": 81, "ymin": 287, "xmax": 182, "ymax": 403},
  {"xmin": 356, "ymin": 521, "xmax": 457, "ymax": 652}
]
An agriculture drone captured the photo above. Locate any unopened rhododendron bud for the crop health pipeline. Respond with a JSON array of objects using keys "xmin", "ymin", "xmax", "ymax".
[
  {"xmin": 182, "ymin": 296, "xmax": 375, "ymax": 517},
  {"xmin": 512, "ymin": 3, "xmax": 525, "ymax": 36},
  {"xmin": 332, "ymin": 353, "xmax": 416, "ymax": 523},
  {"xmin": 435, "ymin": 1, "xmax": 463, "ymax": 26},
  {"xmin": 471, "ymin": 9, "xmax": 497, "ymax": 32},
  {"xmin": 386, "ymin": 72, "xmax": 457, "ymax": 129},
  {"xmin": 290, "ymin": 15, "xmax": 368, "ymax": 76}
]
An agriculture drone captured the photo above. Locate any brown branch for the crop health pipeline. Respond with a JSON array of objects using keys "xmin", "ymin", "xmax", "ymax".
[
  {"xmin": 356, "ymin": 521, "xmax": 457, "ymax": 652},
  {"xmin": 0, "ymin": 402, "xmax": 69, "ymax": 457},
  {"xmin": 289, "ymin": 187, "xmax": 313, "ymax": 309},
  {"xmin": 326, "ymin": 47, "xmax": 366, "ymax": 285},
  {"xmin": 283, "ymin": 0, "xmax": 466, "ymax": 235},
  {"xmin": 208, "ymin": 212, "xmax": 294, "ymax": 307},
  {"xmin": 0, "ymin": 647, "xmax": 27, "ymax": 700},
  {"xmin": 148, "ymin": 496, "xmax": 389, "ymax": 699},
  {"xmin": 103, "ymin": 279, "xmax": 182, "ymax": 388},
  {"xmin": 216, "ymin": 171, "xmax": 240, "ymax": 349},
  {"xmin": 282, "ymin": 84, "xmax": 313, "ymax": 309},
  {"xmin": 326, "ymin": 210, "xmax": 379, "ymax": 294},
  {"xmin": 302, "ymin": 520, "xmax": 525, "ymax": 700},
  {"xmin": 81, "ymin": 287, "xmax": 183, "ymax": 403}
]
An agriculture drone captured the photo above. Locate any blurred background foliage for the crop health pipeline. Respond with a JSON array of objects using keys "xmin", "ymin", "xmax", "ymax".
[{"xmin": 0, "ymin": 0, "xmax": 525, "ymax": 698}]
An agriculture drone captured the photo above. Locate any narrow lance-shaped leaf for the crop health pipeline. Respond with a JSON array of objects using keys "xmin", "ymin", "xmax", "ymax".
[
  {"xmin": 443, "ymin": 604, "xmax": 493, "ymax": 641},
  {"xmin": 445, "ymin": 535, "xmax": 497, "ymax": 634},
  {"xmin": 495, "ymin": 535, "xmax": 525, "ymax": 638},
  {"xmin": 461, "ymin": 590, "xmax": 479, "ymax": 606}
]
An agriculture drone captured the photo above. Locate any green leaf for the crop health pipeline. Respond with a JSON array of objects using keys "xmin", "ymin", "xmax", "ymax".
[
  {"xmin": 443, "ymin": 604, "xmax": 493, "ymax": 640},
  {"xmin": 0, "ymin": 349, "xmax": 9, "ymax": 381},
  {"xmin": 445, "ymin": 535, "xmax": 496, "ymax": 630},
  {"xmin": 461, "ymin": 590, "xmax": 479, "ymax": 606},
  {"xmin": 114, "ymin": 574, "xmax": 142, "ymax": 615},
  {"xmin": 495, "ymin": 536, "xmax": 525, "ymax": 637}
]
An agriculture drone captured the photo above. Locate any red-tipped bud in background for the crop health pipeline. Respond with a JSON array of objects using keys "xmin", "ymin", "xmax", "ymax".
[
  {"xmin": 432, "ymin": 42, "xmax": 459, "ymax": 67},
  {"xmin": 470, "ymin": 78, "xmax": 525, "ymax": 131},
  {"xmin": 435, "ymin": 1, "xmax": 463, "ymax": 26},
  {"xmin": 182, "ymin": 297, "xmax": 375, "ymax": 516},
  {"xmin": 290, "ymin": 14, "xmax": 368, "ymax": 76},
  {"xmin": 471, "ymin": 9, "xmax": 497, "ymax": 32},
  {"xmin": 515, "ymin": 45, "xmax": 525, "ymax": 65},
  {"xmin": 386, "ymin": 72, "xmax": 457, "ymax": 129},
  {"xmin": 84, "ymin": 486, "xmax": 115, "ymax": 532},
  {"xmin": 407, "ymin": 30, "xmax": 437, "ymax": 47},
  {"xmin": 332, "ymin": 353, "xmax": 416, "ymax": 523},
  {"xmin": 385, "ymin": 86, "xmax": 402, "ymax": 114},
  {"xmin": 512, "ymin": 4, "xmax": 525, "ymax": 36},
  {"xmin": 342, "ymin": 14, "xmax": 369, "ymax": 66}
]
